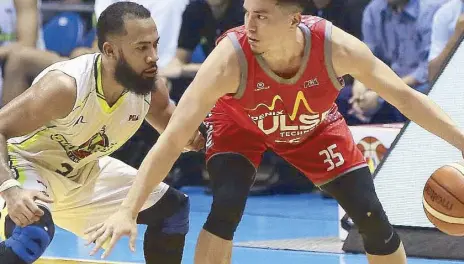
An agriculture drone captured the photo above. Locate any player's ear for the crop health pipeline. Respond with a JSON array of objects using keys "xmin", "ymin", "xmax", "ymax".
[
  {"xmin": 291, "ymin": 13, "xmax": 301, "ymax": 27},
  {"xmin": 102, "ymin": 42, "xmax": 117, "ymax": 59}
]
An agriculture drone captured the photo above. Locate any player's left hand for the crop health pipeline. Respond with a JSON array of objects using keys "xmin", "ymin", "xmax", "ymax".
[
  {"xmin": 84, "ymin": 208, "xmax": 137, "ymax": 259},
  {"xmin": 183, "ymin": 130, "xmax": 205, "ymax": 152}
]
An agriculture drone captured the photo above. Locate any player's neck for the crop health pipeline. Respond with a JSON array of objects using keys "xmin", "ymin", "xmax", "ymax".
[
  {"xmin": 260, "ymin": 28, "xmax": 305, "ymax": 75},
  {"xmin": 100, "ymin": 58, "xmax": 126, "ymax": 106}
]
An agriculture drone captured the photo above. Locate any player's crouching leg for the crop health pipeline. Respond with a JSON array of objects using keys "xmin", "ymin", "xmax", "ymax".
[
  {"xmin": 320, "ymin": 167, "xmax": 406, "ymax": 263},
  {"xmin": 137, "ymin": 187, "xmax": 189, "ymax": 264},
  {"xmin": 0, "ymin": 206, "xmax": 55, "ymax": 264}
]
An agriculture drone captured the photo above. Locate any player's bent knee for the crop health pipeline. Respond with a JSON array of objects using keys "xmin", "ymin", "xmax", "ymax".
[
  {"xmin": 321, "ymin": 167, "xmax": 401, "ymax": 255},
  {"xmin": 162, "ymin": 193, "xmax": 190, "ymax": 235},
  {"xmin": 204, "ymin": 153, "xmax": 256, "ymax": 240},
  {"xmin": 204, "ymin": 196, "xmax": 247, "ymax": 240},
  {"xmin": 355, "ymin": 208, "xmax": 401, "ymax": 255},
  {"xmin": 4, "ymin": 206, "xmax": 55, "ymax": 263}
]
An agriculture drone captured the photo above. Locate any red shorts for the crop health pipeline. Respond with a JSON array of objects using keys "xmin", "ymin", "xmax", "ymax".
[{"xmin": 204, "ymin": 114, "xmax": 367, "ymax": 186}]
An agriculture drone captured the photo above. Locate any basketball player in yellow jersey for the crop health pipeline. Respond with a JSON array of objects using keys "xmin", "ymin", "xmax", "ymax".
[{"xmin": 0, "ymin": 2, "xmax": 203, "ymax": 263}]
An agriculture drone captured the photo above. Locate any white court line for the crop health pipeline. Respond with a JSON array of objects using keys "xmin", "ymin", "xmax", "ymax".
[{"xmin": 39, "ymin": 256, "xmax": 142, "ymax": 264}]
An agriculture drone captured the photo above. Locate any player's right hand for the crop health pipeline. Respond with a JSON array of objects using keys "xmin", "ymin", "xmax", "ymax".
[
  {"xmin": 84, "ymin": 208, "xmax": 137, "ymax": 259},
  {"xmin": 2, "ymin": 187, "xmax": 54, "ymax": 227}
]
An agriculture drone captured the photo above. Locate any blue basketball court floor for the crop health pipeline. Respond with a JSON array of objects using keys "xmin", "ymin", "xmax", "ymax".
[{"xmin": 38, "ymin": 186, "xmax": 464, "ymax": 263}]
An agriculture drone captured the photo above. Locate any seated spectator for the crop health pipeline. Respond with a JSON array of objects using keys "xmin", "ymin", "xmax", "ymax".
[
  {"xmin": 0, "ymin": 0, "xmax": 43, "ymax": 104},
  {"xmin": 338, "ymin": 0, "xmax": 444, "ymax": 124},
  {"xmin": 159, "ymin": 0, "xmax": 244, "ymax": 79},
  {"xmin": 156, "ymin": 0, "xmax": 245, "ymax": 188},
  {"xmin": 302, "ymin": 0, "xmax": 370, "ymax": 41},
  {"xmin": 428, "ymin": 0, "xmax": 463, "ymax": 82}
]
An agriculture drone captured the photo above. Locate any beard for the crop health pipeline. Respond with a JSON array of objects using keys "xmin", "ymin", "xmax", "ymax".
[{"xmin": 114, "ymin": 52, "xmax": 156, "ymax": 96}]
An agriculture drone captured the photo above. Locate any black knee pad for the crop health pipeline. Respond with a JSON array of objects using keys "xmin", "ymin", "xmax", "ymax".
[
  {"xmin": 3, "ymin": 206, "xmax": 55, "ymax": 263},
  {"xmin": 321, "ymin": 167, "xmax": 401, "ymax": 255},
  {"xmin": 357, "ymin": 213, "xmax": 401, "ymax": 255},
  {"xmin": 203, "ymin": 153, "xmax": 256, "ymax": 240}
]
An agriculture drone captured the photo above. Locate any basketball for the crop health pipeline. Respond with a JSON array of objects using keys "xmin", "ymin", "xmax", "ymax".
[{"xmin": 423, "ymin": 162, "xmax": 464, "ymax": 236}]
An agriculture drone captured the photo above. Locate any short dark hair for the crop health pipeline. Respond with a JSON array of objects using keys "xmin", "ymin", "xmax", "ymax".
[
  {"xmin": 276, "ymin": 0, "xmax": 307, "ymax": 12},
  {"xmin": 96, "ymin": 1, "xmax": 151, "ymax": 51}
]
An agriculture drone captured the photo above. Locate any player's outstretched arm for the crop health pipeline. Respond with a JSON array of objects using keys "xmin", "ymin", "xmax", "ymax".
[
  {"xmin": 331, "ymin": 25, "xmax": 464, "ymax": 151},
  {"xmin": 84, "ymin": 37, "xmax": 241, "ymax": 258},
  {"xmin": 0, "ymin": 70, "xmax": 75, "ymax": 226}
]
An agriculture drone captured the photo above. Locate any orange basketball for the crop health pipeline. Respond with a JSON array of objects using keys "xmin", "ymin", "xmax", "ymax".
[{"xmin": 423, "ymin": 162, "xmax": 464, "ymax": 236}]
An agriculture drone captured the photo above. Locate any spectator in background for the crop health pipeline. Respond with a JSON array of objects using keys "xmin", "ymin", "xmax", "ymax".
[
  {"xmin": 339, "ymin": 0, "xmax": 444, "ymax": 124},
  {"xmin": 157, "ymin": 0, "xmax": 244, "ymax": 189},
  {"xmin": 0, "ymin": 0, "xmax": 42, "ymax": 104},
  {"xmin": 428, "ymin": 0, "xmax": 464, "ymax": 82},
  {"xmin": 302, "ymin": 0, "xmax": 370, "ymax": 41},
  {"xmin": 160, "ymin": 0, "xmax": 244, "ymax": 79}
]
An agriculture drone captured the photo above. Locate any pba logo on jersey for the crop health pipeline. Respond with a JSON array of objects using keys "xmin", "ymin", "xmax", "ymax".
[
  {"xmin": 356, "ymin": 136, "xmax": 387, "ymax": 173},
  {"xmin": 128, "ymin": 114, "xmax": 139, "ymax": 121},
  {"xmin": 51, "ymin": 126, "xmax": 114, "ymax": 163},
  {"xmin": 246, "ymin": 91, "xmax": 328, "ymax": 143},
  {"xmin": 303, "ymin": 78, "xmax": 319, "ymax": 88}
]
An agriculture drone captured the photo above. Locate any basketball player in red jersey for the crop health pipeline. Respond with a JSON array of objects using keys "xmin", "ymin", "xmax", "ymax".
[{"xmin": 86, "ymin": 0, "xmax": 464, "ymax": 263}]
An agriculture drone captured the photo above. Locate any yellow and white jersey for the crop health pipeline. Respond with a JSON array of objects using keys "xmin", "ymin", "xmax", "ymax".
[{"xmin": 7, "ymin": 53, "xmax": 151, "ymax": 178}]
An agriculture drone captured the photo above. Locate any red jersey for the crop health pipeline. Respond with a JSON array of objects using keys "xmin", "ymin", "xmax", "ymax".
[{"xmin": 210, "ymin": 16, "xmax": 344, "ymax": 145}]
